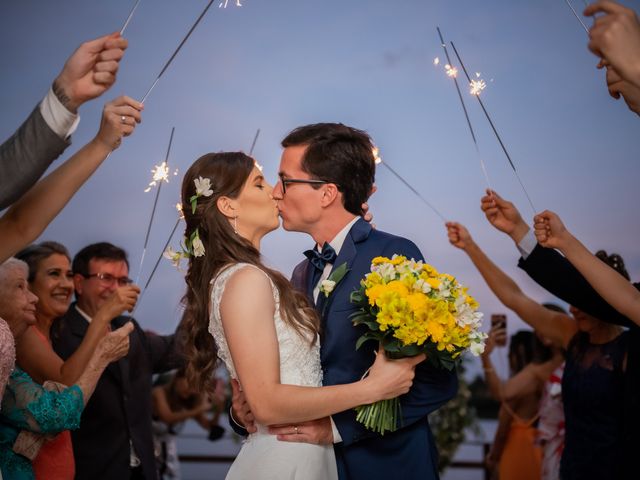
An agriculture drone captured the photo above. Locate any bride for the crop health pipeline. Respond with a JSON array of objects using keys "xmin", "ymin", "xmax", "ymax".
[{"xmin": 178, "ymin": 152, "xmax": 423, "ymax": 479}]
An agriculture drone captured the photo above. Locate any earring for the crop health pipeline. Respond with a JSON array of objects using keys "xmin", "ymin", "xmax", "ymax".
[{"xmin": 234, "ymin": 216, "xmax": 238, "ymax": 234}]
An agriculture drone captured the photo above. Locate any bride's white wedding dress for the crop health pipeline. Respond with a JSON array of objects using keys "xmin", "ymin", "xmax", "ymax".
[{"xmin": 209, "ymin": 263, "xmax": 339, "ymax": 480}]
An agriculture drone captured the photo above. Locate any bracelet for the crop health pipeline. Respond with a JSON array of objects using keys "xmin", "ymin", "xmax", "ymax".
[
  {"xmin": 483, "ymin": 367, "xmax": 495, "ymax": 373},
  {"xmin": 229, "ymin": 406, "xmax": 244, "ymax": 429}
]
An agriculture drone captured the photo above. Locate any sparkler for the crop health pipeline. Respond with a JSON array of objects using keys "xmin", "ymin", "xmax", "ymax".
[
  {"xmin": 120, "ymin": 0, "xmax": 142, "ymax": 35},
  {"xmin": 140, "ymin": 0, "xmax": 217, "ymax": 104},
  {"xmin": 219, "ymin": 0, "xmax": 242, "ymax": 7},
  {"xmin": 450, "ymin": 41, "xmax": 536, "ymax": 214},
  {"xmin": 131, "ymin": 211, "xmax": 182, "ymax": 318},
  {"xmin": 373, "ymin": 147, "xmax": 447, "ymax": 222},
  {"xmin": 564, "ymin": 0, "xmax": 590, "ymax": 34},
  {"xmin": 135, "ymin": 127, "xmax": 176, "ymax": 285},
  {"xmin": 436, "ymin": 27, "xmax": 493, "ymax": 192},
  {"xmin": 249, "ymin": 128, "xmax": 263, "ymax": 171},
  {"xmin": 135, "ymin": 124, "xmax": 261, "ymax": 311}
]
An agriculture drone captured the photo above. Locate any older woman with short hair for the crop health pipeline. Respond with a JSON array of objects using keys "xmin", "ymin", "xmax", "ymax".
[{"xmin": 0, "ymin": 258, "xmax": 133, "ymax": 480}]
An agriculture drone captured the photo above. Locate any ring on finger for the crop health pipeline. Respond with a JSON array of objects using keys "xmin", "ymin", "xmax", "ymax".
[
  {"xmin": 293, "ymin": 425, "xmax": 299, "ymax": 434},
  {"xmin": 121, "ymin": 115, "xmax": 127, "ymax": 124}
]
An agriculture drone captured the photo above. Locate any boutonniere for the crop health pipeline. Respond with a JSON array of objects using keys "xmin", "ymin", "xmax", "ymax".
[{"xmin": 320, "ymin": 262, "xmax": 349, "ymax": 298}]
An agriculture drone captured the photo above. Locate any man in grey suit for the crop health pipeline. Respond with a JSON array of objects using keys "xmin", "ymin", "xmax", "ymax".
[{"xmin": 0, "ymin": 32, "xmax": 128, "ymax": 209}]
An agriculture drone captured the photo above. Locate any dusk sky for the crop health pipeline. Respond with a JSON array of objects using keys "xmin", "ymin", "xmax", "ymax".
[{"xmin": 2, "ymin": 0, "xmax": 639, "ymax": 378}]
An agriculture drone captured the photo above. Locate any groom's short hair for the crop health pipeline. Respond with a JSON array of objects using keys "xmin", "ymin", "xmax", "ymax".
[{"xmin": 281, "ymin": 123, "xmax": 375, "ymax": 216}]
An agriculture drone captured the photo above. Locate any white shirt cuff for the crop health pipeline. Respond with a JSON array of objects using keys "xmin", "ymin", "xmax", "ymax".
[
  {"xmin": 39, "ymin": 87, "xmax": 80, "ymax": 140},
  {"xmin": 330, "ymin": 416, "xmax": 342, "ymax": 444},
  {"xmin": 517, "ymin": 229, "xmax": 537, "ymax": 260}
]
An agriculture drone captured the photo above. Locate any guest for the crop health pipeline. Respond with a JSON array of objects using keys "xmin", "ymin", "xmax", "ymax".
[
  {"xmin": 481, "ymin": 328, "xmax": 551, "ymax": 480},
  {"xmin": 0, "ymin": 33, "xmax": 128, "ymax": 208},
  {"xmin": 51, "ymin": 242, "xmax": 182, "ymax": 480},
  {"xmin": 533, "ymin": 210, "xmax": 640, "ymax": 326},
  {"xmin": 585, "ymin": 1, "xmax": 640, "ymax": 89},
  {"xmin": 0, "ymin": 95, "xmax": 142, "ymax": 264},
  {"xmin": 151, "ymin": 369, "xmax": 223, "ymax": 479},
  {"xmin": 14, "ymin": 241, "xmax": 138, "ymax": 480},
  {"xmin": 0, "ymin": 258, "xmax": 132, "ymax": 480},
  {"xmin": 478, "ymin": 191, "xmax": 632, "ymax": 479}
]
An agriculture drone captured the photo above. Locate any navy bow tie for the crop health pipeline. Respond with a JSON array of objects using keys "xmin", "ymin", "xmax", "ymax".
[{"xmin": 304, "ymin": 243, "xmax": 337, "ymax": 272}]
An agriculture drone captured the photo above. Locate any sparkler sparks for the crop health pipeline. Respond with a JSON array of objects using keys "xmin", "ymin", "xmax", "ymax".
[
  {"xmin": 470, "ymin": 79, "xmax": 486, "ymax": 96},
  {"xmin": 445, "ymin": 64, "xmax": 458, "ymax": 78},
  {"xmin": 433, "ymin": 57, "xmax": 440, "ymax": 66},
  {"xmin": 219, "ymin": 0, "xmax": 242, "ymax": 8},
  {"xmin": 144, "ymin": 162, "xmax": 170, "ymax": 192},
  {"xmin": 372, "ymin": 147, "xmax": 382, "ymax": 165}
]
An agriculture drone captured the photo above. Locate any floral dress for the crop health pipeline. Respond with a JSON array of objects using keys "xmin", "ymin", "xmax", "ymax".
[{"xmin": 0, "ymin": 368, "xmax": 84, "ymax": 480}]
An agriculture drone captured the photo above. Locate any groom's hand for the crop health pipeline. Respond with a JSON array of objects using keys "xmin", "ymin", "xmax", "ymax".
[
  {"xmin": 230, "ymin": 379, "xmax": 257, "ymax": 433},
  {"xmin": 268, "ymin": 417, "xmax": 333, "ymax": 445}
]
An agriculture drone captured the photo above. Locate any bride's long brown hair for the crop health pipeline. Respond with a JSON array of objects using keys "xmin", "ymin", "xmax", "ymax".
[{"xmin": 179, "ymin": 152, "xmax": 319, "ymax": 393}]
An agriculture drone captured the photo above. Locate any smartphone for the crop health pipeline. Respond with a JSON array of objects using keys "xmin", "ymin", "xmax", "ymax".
[{"xmin": 490, "ymin": 314, "xmax": 507, "ymax": 346}]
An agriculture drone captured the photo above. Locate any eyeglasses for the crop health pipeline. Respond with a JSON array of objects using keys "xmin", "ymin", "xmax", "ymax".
[
  {"xmin": 83, "ymin": 272, "xmax": 133, "ymax": 287},
  {"xmin": 278, "ymin": 173, "xmax": 329, "ymax": 194}
]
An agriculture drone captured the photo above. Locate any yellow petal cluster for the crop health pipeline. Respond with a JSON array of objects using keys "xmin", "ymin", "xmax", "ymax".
[{"xmin": 361, "ymin": 255, "xmax": 485, "ymax": 358}]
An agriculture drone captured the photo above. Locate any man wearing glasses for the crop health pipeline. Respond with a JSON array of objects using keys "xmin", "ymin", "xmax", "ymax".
[
  {"xmin": 51, "ymin": 242, "xmax": 181, "ymax": 480},
  {"xmin": 231, "ymin": 123, "xmax": 458, "ymax": 480}
]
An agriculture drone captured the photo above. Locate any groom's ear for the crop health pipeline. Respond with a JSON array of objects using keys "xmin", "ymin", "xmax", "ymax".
[
  {"xmin": 216, "ymin": 196, "xmax": 237, "ymax": 219},
  {"xmin": 320, "ymin": 183, "xmax": 340, "ymax": 208}
]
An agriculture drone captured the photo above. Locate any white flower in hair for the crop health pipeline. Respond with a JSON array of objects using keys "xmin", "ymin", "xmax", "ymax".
[
  {"xmin": 194, "ymin": 176, "xmax": 213, "ymax": 197},
  {"xmin": 192, "ymin": 236, "xmax": 206, "ymax": 257},
  {"xmin": 163, "ymin": 246, "xmax": 183, "ymax": 268}
]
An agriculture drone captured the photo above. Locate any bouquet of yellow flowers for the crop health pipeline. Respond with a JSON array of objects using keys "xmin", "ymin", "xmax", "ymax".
[{"xmin": 350, "ymin": 255, "xmax": 486, "ymax": 434}]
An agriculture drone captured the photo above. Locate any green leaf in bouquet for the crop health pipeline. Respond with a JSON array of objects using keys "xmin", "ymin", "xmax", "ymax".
[
  {"xmin": 355, "ymin": 332, "xmax": 379, "ymax": 350},
  {"xmin": 397, "ymin": 343, "xmax": 422, "ymax": 357}
]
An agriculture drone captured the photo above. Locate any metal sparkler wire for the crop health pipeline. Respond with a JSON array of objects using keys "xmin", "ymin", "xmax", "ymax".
[
  {"xmin": 140, "ymin": 0, "xmax": 216, "ymax": 103},
  {"xmin": 134, "ymin": 127, "xmax": 176, "ymax": 285},
  {"xmin": 436, "ymin": 27, "xmax": 493, "ymax": 192},
  {"xmin": 119, "ymin": 0, "xmax": 142, "ymax": 35},
  {"xmin": 449, "ymin": 41, "xmax": 536, "ymax": 214}
]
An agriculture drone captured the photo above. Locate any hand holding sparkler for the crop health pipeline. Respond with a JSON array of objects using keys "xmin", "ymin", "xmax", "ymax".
[
  {"xmin": 586, "ymin": 1, "xmax": 640, "ymax": 88},
  {"xmin": 532, "ymin": 210, "xmax": 572, "ymax": 250},
  {"xmin": 480, "ymin": 189, "xmax": 530, "ymax": 244},
  {"xmin": 604, "ymin": 65, "xmax": 640, "ymax": 114},
  {"xmin": 94, "ymin": 96, "xmax": 143, "ymax": 150},
  {"xmin": 53, "ymin": 33, "xmax": 128, "ymax": 113}
]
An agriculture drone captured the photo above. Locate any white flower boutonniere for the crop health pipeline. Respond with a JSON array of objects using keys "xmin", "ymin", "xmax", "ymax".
[
  {"xmin": 320, "ymin": 262, "xmax": 349, "ymax": 298},
  {"xmin": 320, "ymin": 280, "xmax": 336, "ymax": 297}
]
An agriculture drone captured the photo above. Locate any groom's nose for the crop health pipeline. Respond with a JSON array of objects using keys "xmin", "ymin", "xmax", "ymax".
[{"xmin": 272, "ymin": 180, "xmax": 284, "ymax": 200}]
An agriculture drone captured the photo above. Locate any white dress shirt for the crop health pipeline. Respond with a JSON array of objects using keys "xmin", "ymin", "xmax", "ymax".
[
  {"xmin": 311, "ymin": 216, "xmax": 359, "ymax": 444},
  {"xmin": 40, "ymin": 87, "xmax": 80, "ymax": 140}
]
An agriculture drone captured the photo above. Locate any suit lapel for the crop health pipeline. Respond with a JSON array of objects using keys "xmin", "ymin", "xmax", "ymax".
[
  {"xmin": 111, "ymin": 317, "xmax": 131, "ymax": 397},
  {"xmin": 318, "ymin": 219, "xmax": 372, "ymax": 319}
]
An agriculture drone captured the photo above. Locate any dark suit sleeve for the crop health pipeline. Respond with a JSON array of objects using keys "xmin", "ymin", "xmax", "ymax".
[
  {"xmin": 335, "ymin": 237, "xmax": 458, "ymax": 446},
  {"xmin": 518, "ymin": 243, "xmax": 635, "ymax": 329},
  {"xmin": 143, "ymin": 331, "xmax": 184, "ymax": 374},
  {"xmin": 0, "ymin": 105, "xmax": 70, "ymax": 209}
]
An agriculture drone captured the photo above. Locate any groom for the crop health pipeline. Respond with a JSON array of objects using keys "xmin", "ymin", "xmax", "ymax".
[{"xmin": 233, "ymin": 123, "xmax": 458, "ymax": 479}]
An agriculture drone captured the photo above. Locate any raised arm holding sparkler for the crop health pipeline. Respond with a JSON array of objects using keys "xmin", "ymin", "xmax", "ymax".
[{"xmin": 0, "ymin": 96, "xmax": 143, "ymax": 263}]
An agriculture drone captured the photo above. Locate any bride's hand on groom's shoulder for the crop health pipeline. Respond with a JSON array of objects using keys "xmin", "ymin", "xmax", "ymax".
[{"xmin": 231, "ymin": 379, "xmax": 257, "ymax": 433}]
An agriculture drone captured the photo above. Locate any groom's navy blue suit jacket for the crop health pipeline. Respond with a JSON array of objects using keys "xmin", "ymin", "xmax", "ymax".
[{"xmin": 291, "ymin": 219, "xmax": 458, "ymax": 480}]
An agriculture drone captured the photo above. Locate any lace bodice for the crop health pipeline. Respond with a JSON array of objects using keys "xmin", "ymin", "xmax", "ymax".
[
  {"xmin": 0, "ymin": 317, "xmax": 15, "ymax": 404},
  {"xmin": 208, "ymin": 263, "xmax": 322, "ymax": 388}
]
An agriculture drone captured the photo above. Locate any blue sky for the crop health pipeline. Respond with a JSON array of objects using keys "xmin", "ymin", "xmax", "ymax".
[{"xmin": 2, "ymin": 0, "xmax": 639, "ymax": 377}]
